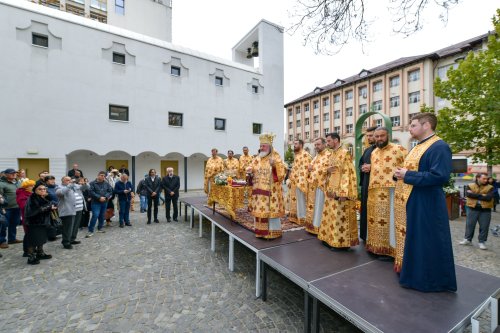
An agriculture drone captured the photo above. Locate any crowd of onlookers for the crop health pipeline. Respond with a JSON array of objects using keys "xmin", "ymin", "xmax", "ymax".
[{"xmin": 0, "ymin": 163, "xmax": 180, "ymax": 265}]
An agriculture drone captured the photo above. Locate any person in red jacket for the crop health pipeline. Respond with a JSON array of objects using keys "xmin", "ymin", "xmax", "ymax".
[{"xmin": 16, "ymin": 179, "xmax": 35, "ymax": 257}]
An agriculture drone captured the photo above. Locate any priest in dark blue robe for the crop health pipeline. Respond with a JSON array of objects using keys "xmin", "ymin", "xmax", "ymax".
[{"xmin": 394, "ymin": 113, "xmax": 457, "ymax": 292}]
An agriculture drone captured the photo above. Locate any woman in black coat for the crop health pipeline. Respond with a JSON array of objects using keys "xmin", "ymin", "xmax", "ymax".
[{"xmin": 24, "ymin": 184, "xmax": 56, "ymax": 265}]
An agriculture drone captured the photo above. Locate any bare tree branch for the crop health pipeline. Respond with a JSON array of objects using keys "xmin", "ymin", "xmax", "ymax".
[{"xmin": 288, "ymin": 0, "xmax": 461, "ymax": 55}]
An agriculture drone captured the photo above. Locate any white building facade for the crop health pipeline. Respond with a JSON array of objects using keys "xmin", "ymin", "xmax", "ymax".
[{"xmin": 0, "ymin": 0, "xmax": 284, "ymax": 190}]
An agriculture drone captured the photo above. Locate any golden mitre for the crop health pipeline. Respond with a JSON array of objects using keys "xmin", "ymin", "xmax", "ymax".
[{"xmin": 259, "ymin": 132, "xmax": 276, "ymax": 145}]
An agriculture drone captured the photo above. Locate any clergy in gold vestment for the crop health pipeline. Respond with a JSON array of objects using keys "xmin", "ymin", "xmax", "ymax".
[
  {"xmin": 366, "ymin": 128, "xmax": 407, "ymax": 257},
  {"xmin": 318, "ymin": 133, "xmax": 359, "ymax": 249},
  {"xmin": 305, "ymin": 138, "xmax": 332, "ymax": 234},
  {"xmin": 204, "ymin": 148, "xmax": 224, "ymax": 195},
  {"xmin": 238, "ymin": 146, "xmax": 253, "ymax": 179},
  {"xmin": 288, "ymin": 139, "xmax": 312, "ymax": 225},
  {"xmin": 224, "ymin": 150, "xmax": 240, "ymax": 177},
  {"xmin": 247, "ymin": 133, "xmax": 286, "ymax": 239}
]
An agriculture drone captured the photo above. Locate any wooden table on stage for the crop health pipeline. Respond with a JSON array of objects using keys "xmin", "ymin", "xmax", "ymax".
[{"xmin": 207, "ymin": 184, "xmax": 249, "ymax": 220}]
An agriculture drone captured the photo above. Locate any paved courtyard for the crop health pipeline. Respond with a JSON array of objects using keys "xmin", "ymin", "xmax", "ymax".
[{"xmin": 0, "ymin": 194, "xmax": 498, "ymax": 332}]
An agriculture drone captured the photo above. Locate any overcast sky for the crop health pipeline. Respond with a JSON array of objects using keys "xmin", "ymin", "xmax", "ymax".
[{"xmin": 171, "ymin": 1, "xmax": 498, "ymax": 103}]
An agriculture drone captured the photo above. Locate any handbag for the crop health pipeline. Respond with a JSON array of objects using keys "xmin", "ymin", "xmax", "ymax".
[{"xmin": 50, "ymin": 210, "xmax": 63, "ymax": 229}]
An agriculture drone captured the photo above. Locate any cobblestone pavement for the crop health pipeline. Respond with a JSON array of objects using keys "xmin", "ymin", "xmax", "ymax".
[{"xmin": 0, "ymin": 193, "xmax": 498, "ymax": 333}]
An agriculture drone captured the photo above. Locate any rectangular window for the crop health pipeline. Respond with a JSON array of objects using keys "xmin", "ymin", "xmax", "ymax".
[
  {"xmin": 362, "ymin": 121, "xmax": 368, "ymax": 129},
  {"xmin": 215, "ymin": 76, "xmax": 223, "ymax": 86},
  {"xmin": 253, "ymin": 123, "xmax": 262, "ymax": 134},
  {"xmin": 109, "ymin": 105, "xmax": 128, "ymax": 121},
  {"xmin": 323, "ymin": 128, "xmax": 330, "ymax": 136},
  {"xmin": 296, "ymin": 119, "xmax": 301, "ymax": 127},
  {"xmin": 252, "ymin": 85, "xmax": 259, "ymax": 94},
  {"xmin": 313, "ymin": 101, "xmax": 319, "ymax": 110},
  {"xmin": 288, "ymin": 109, "xmax": 292, "ymax": 117},
  {"xmin": 305, "ymin": 118, "xmax": 310, "ymax": 126},
  {"xmin": 373, "ymin": 81, "xmax": 383, "ymax": 92},
  {"xmin": 32, "ymin": 33, "xmax": 48, "ymax": 47},
  {"xmin": 390, "ymin": 96, "xmax": 400, "ymax": 108},
  {"xmin": 214, "ymin": 118, "xmax": 226, "ymax": 131},
  {"xmin": 389, "ymin": 76, "xmax": 400, "ymax": 87},
  {"xmin": 171, "ymin": 66, "xmax": 181, "ymax": 76},
  {"xmin": 408, "ymin": 69, "xmax": 420, "ymax": 82},
  {"xmin": 359, "ymin": 86, "xmax": 367, "ymax": 98},
  {"xmin": 313, "ymin": 115, "xmax": 319, "ymax": 123},
  {"xmin": 437, "ymin": 64, "xmax": 457, "ymax": 80},
  {"xmin": 313, "ymin": 130, "xmax": 319, "ymax": 138},
  {"xmin": 346, "ymin": 107, "xmax": 353, "ymax": 117},
  {"xmin": 408, "ymin": 91, "xmax": 420, "ymax": 104},
  {"xmin": 323, "ymin": 97, "xmax": 330, "ymax": 107},
  {"xmin": 345, "ymin": 90, "xmax": 353, "ymax": 100},
  {"xmin": 115, "ymin": 0, "xmax": 124, "ymax": 15},
  {"xmin": 305, "ymin": 131, "xmax": 310, "ymax": 140},
  {"xmin": 390, "ymin": 116, "xmax": 400, "ymax": 127},
  {"xmin": 112, "ymin": 52, "xmax": 125, "ymax": 65},
  {"xmin": 376, "ymin": 119, "xmax": 383, "ymax": 127},
  {"xmin": 334, "ymin": 110, "xmax": 340, "ymax": 119},
  {"xmin": 304, "ymin": 103, "xmax": 310, "ymax": 112},
  {"xmin": 168, "ymin": 112, "xmax": 183, "ymax": 127},
  {"xmin": 372, "ymin": 100, "xmax": 382, "ymax": 111},
  {"xmin": 334, "ymin": 126, "xmax": 340, "ymax": 134},
  {"xmin": 359, "ymin": 104, "xmax": 367, "ymax": 114},
  {"xmin": 333, "ymin": 94, "xmax": 340, "ymax": 103},
  {"xmin": 297, "ymin": 133, "xmax": 302, "ymax": 140},
  {"xmin": 346, "ymin": 124, "xmax": 353, "ymax": 134},
  {"xmin": 296, "ymin": 106, "xmax": 301, "ymax": 114},
  {"xmin": 288, "ymin": 122, "xmax": 293, "ymax": 129},
  {"xmin": 323, "ymin": 113, "xmax": 329, "ymax": 121},
  {"xmin": 289, "ymin": 135, "xmax": 293, "ymax": 142},
  {"xmin": 91, "ymin": 0, "xmax": 107, "ymax": 11}
]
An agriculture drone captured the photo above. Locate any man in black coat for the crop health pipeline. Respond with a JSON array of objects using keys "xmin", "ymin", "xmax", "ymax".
[
  {"xmin": 358, "ymin": 126, "xmax": 377, "ymax": 242},
  {"xmin": 161, "ymin": 167, "xmax": 180, "ymax": 222},
  {"xmin": 144, "ymin": 169, "xmax": 162, "ymax": 224}
]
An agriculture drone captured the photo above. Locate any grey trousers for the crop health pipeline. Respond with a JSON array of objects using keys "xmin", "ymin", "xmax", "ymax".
[
  {"xmin": 464, "ymin": 208, "xmax": 491, "ymax": 243},
  {"xmin": 61, "ymin": 215, "xmax": 75, "ymax": 246}
]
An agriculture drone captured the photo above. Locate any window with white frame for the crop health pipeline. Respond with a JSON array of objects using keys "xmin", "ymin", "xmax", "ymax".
[
  {"xmin": 289, "ymin": 135, "xmax": 293, "ymax": 141},
  {"xmin": 345, "ymin": 90, "xmax": 353, "ymax": 100},
  {"xmin": 313, "ymin": 130, "xmax": 319, "ymax": 138},
  {"xmin": 373, "ymin": 81, "xmax": 382, "ymax": 92},
  {"xmin": 304, "ymin": 131, "xmax": 309, "ymax": 139},
  {"xmin": 437, "ymin": 64, "xmax": 458, "ymax": 80},
  {"xmin": 372, "ymin": 100, "xmax": 382, "ymax": 111},
  {"xmin": 296, "ymin": 106, "xmax": 301, "ymax": 114},
  {"xmin": 296, "ymin": 119, "xmax": 301, "ymax": 127},
  {"xmin": 304, "ymin": 103, "xmax": 310, "ymax": 112},
  {"xmin": 359, "ymin": 86, "xmax": 367, "ymax": 98},
  {"xmin": 313, "ymin": 100, "xmax": 319, "ymax": 109},
  {"xmin": 390, "ymin": 96, "xmax": 400, "ymax": 108},
  {"xmin": 323, "ymin": 128, "xmax": 330, "ymax": 136},
  {"xmin": 334, "ymin": 110, "xmax": 340, "ymax": 119},
  {"xmin": 313, "ymin": 115, "xmax": 319, "ymax": 123},
  {"xmin": 346, "ymin": 107, "xmax": 353, "ymax": 117},
  {"xmin": 323, "ymin": 112, "xmax": 330, "ymax": 121},
  {"xmin": 359, "ymin": 104, "xmax": 367, "ymax": 114},
  {"xmin": 390, "ymin": 116, "xmax": 400, "ymax": 127},
  {"xmin": 323, "ymin": 97, "xmax": 330, "ymax": 107},
  {"xmin": 115, "ymin": 0, "xmax": 124, "ymax": 15},
  {"xmin": 408, "ymin": 69, "xmax": 420, "ymax": 82},
  {"xmin": 334, "ymin": 126, "xmax": 340, "ymax": 134},
  {"xmin": 408, "ymin": 91, "xmax": 420, "ymax": 104},
  {"xmin": 297, "ymin": 133, "xmax": 301, "ymax": 140},
  {"xmin": 389, "ymin": 76, "xmax": 400, "ymax": 87},
  {"xmin": 333, "ymin": 94, "xmax": 340, "ymax": 103},
  {"xmin": 288, "ymin": 109, "xmax": 292, "ymax": 117},
  {"xmin": 362, "ymin": 121, "xmax": 368, "ymax": 129},
  {"xmin": 305, "ymin": 118, "xmax": 310, "ymax": 126},
  {"xmin": 346, "ymin": 124, "xmax": 353, "ymax": 133},
  {"xmin": 288, "ymin": 122, "xmax": 293, "ymax": 129},
  {"xmin": 376, "ymin": 119, "xmax": 383, "ymax": 127}
]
